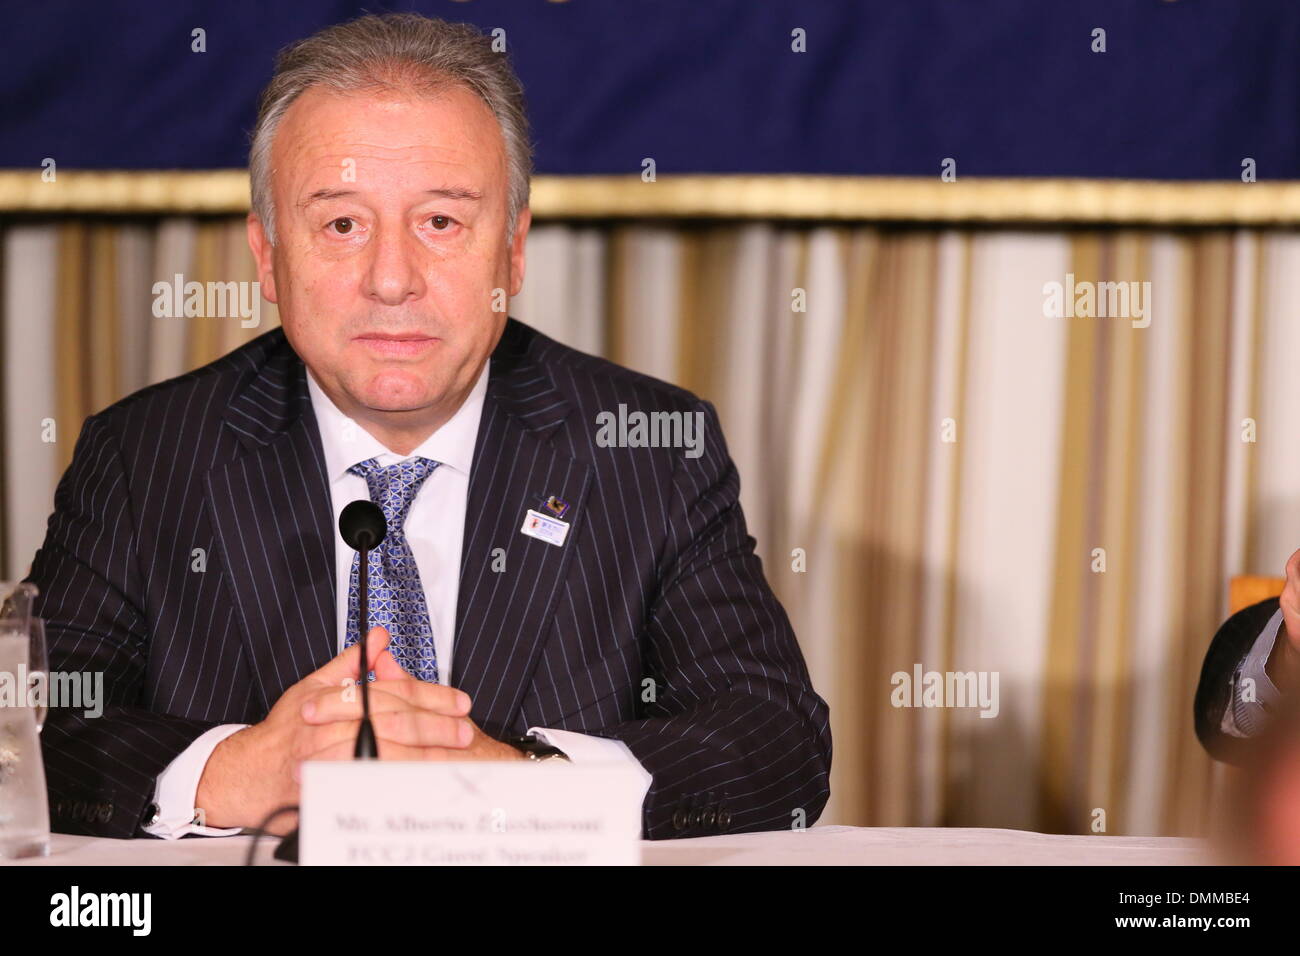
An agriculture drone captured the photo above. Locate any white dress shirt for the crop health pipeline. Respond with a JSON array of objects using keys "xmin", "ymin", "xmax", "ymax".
[{"xmin": 145, "ymin": 360, "xmax": 651, "ymax": 838}]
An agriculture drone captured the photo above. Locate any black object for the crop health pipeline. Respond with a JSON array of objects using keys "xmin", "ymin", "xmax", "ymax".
[
  {"xmin": 272, "ymin": 827, "xmax": 299, "ymax": 863},
  {"xmin": 274, "ymin": 499, "xmax": 388, "ymax": 863},
  {"xmin": 504, "ymin": 733, "xmax": 571, "ymax": 761},
  {"xmin": 339, "ymin": 499, "xmax": 387, "ymax": 758}
]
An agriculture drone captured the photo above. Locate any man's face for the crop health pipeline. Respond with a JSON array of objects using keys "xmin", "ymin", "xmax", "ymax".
[{"xmin": 248, "ymin": 83, "xmax": 530, "ymax": 424}]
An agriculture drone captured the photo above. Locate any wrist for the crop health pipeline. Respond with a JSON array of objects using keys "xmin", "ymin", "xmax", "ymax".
[{"xmin": 196, "ymin": 725, "xmax": 266, "ymax": 829}]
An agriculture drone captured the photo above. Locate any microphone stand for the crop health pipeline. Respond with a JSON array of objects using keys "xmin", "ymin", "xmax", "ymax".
[
  {"xmin": 353, "ymin": 530, "xmax": 378, "ymax": 757},
  {"xmin": 275, "ymin": 511, "xmax": 382, "ymax": 863}
]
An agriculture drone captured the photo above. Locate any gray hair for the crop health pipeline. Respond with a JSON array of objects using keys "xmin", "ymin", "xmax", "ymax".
[{"xmin": 249, "ymin": 13, "xmax": 533, "ymax": 246}]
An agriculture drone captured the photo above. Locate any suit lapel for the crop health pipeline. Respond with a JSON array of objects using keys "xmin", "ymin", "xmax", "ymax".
[
  {"xmin": 204, "ymin": 335, "xmax": 337, "ymax": 712},
  {"xmin": 451, "ymin": 321, "xmax": 593, "ymax": 737}
]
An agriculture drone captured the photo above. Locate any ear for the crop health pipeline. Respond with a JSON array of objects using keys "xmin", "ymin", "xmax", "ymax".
[
  {"xmin": 246, "ymin": 212, "xmax": 279, "ymax": 304},
  {"xmin": 507, "ymin": 206, "xmax": 531, "ymax": 298}
]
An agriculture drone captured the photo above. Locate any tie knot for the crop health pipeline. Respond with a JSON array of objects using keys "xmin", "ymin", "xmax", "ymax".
[{"xmin": 348, "ymin": 456, "xmax": 440, "ymax": 529}]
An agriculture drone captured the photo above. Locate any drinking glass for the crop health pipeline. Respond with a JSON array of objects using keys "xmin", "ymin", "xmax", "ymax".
[{"xmin": 0, "ymin": 581, "xmax": 50, "ymax": 859}]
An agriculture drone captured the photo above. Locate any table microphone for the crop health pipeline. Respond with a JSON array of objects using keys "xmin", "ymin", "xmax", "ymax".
[
  {"xmin": 273, "ymin": 498, "xmax": 388, "ymax": 863},
  {"xmin": 339, "ymin": 498, "xmax": 388, "ymax": 757}
]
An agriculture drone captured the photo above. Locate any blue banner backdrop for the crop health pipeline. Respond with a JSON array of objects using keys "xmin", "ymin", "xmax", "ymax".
[{"xmin": 2, "ymin": 0, "xmax": 1297, "ymax": 180}]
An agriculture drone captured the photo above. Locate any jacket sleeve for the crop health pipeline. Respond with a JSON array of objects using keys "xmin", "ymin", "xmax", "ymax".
[
  {"xmin": 25, "ymin": 413, "xmax": 223, "ymax": 838},
  {"xmin": 587, "ymin": 399, "xmax": 832, "ymax": 839},
  {"xmin": 1194, "ymin": 596, "xmax": 1283, "ymax": 765}
]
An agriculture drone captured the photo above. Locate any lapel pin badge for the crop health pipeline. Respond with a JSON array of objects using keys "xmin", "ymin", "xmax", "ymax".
[{"xmin": 521, "ymin": 497, "xmax": 571, "ymax": 548}]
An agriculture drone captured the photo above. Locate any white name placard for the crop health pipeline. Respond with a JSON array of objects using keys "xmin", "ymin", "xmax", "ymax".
[{"xmin": 299, "ymin": 761, "xmax": 644, "ymax": 866}]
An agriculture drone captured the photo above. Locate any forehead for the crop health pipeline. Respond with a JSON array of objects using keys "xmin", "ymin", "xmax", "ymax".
[{"xmin": 272, "ymin": 83, "xmax": 506, "ymax": 191}]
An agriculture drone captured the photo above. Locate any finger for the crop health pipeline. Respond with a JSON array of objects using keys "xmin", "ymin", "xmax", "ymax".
[
  {"xmin": 296, "ymin": 737, "xmax": 463, "ymax": 776},
  {"xmin": 302, "ymin": 683, "xmax": 470, "ymax": 727},
  {"xmin": 368, "ymin": 706, "xmax": 473, "ymax": 749},
  {"xmin": 302, "ymin": 678, "xmax": 471, "ymax": 721},
  {"xmin": 307, "ymin": 626, "xmax": 392, "ymax": 686},
  {"xmin": 292, "ymin": 737, "xmax": 358, "ymax": 783},
  {"xmin": 372, "ymin": 740, "xmax": 462, "ymax": 761},
  {"xmin": 290, "ymin": 720, "xmax": 364, "ymax": 782},
  {"xmin": 356, "ymin": 625, "xmax": 393, "ymax": 677},
  {"xmin": 294, "ymin": 716, "xmax": 465, "ymax": 770},
  {"xmin": 371, "ymin": 642, "xmax": 410, "ymax": 682},
  {"xmin": 366, "ymin": 679, "xmax": 473, "ymax": 717},
  {"xmin": 299, "ymin": 718, "xmax": 364, "ymax": 757},
  {"xmin": 307, "ymin": 641, "xmax": 364, "ymax": 687}
]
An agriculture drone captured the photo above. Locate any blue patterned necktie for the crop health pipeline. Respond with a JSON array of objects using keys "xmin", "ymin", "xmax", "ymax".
[{"xmin": 345, "ymin": 456, "xmax": 440, "ymax": 683}]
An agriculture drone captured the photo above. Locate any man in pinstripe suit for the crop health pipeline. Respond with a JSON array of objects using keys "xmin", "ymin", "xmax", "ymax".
[{"xmin": 26, "ymin": 14, "xmax": 831, "ymax": 842}]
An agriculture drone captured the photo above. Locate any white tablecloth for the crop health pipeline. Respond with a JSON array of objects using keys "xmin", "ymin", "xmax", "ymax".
[{"xmin": 4, "ymin": 824, "xmax": 1209, "ymax": 866}]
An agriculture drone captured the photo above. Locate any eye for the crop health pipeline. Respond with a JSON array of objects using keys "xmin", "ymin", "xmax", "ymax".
[
  {"xmin": 329, "ymin": 217, "xmax": 355, "ymax": 235},
  {"xmin": 429, "ymin": 215, "xmax": 454, "ymax": 231}
]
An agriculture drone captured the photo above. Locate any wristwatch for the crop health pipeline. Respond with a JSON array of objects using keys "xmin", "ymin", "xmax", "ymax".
[{"xmin": 505, "ymin": 733, "xmax": 570, "ymax": 762}]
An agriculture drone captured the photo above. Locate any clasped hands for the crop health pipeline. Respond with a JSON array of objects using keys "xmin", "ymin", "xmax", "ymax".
[{"xmin": 196, "ymin": 625, "xmax": 522, "ymax": 834}]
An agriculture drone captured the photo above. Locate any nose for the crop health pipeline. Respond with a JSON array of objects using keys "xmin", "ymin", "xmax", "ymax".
[{"xmin": 362, "ymin": 221, "xmax": 426, "ymax": 306}]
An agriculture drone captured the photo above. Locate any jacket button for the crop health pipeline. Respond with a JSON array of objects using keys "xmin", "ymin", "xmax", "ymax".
[
  {"xmin": 688, "ymin": 808, "xmax": 703, "ymax": 827},
  {"xmin": 702, "ymin": 807, "xmax": 717, "ymax": 826},
  {"xmin": 98, "ymin": 803, "xmax": 113, "ymax": 823},
  {"xmin": 717, "ymin": 808, "xmax": 731, "ymax": 830},
  {"xmin": 672, "ymin": 808, "xmax": 689, "ymax": 830}
]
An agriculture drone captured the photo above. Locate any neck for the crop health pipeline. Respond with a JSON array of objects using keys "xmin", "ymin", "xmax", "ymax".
[{"xmin": 350, "ymin": 407, "xmax": 451, "ymax": 456}]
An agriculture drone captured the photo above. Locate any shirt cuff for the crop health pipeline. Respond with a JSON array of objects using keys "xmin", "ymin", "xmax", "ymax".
[
  {"xmin": 143, "ymin": 723, "xmax": 250, "ymax": 839},
  {"xmin": 1225, "ymin": 608, "xmax": 1286, "ymax": 737},
  {"xmin": 527, "ymin": 726, "xmax": 653, "ymax": 802}
]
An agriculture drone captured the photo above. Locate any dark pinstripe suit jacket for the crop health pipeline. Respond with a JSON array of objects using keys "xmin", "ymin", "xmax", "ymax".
[{"xmin": 26, "ymin": 319, "xmax": 831, "ymax": 840}]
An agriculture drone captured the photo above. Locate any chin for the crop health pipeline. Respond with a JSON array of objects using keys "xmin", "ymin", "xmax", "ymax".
[{"xmin": 356, "ymin": 369, "xmax": 442, "ymax": 411}]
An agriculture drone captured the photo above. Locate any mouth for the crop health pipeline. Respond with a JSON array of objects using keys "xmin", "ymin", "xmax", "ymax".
[{"xmin": 353, "ymin": 332, "xmax": 439, "ymax": 358}]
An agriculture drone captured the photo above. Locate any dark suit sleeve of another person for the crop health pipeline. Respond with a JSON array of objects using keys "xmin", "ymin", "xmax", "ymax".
[
  {"xmin": 25, "ymin": 413, "xmax": 223, "ymax": 838},
  {"xmin": 1194, "ymin": 596, "xmax": 1282, "ymax": 765},
  {"xmin": 587, "ymin": 399, "xmax": 832, "ymax": 839}
]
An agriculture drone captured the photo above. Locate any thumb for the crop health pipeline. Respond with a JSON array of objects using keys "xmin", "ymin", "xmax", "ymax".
[
  {"xmin": 371, "ymin": 635, "xmax": 411, "ymax": 682},
  {"xmin": 310, "ymin": 626, "xmax": 393, "ymax": 685}
]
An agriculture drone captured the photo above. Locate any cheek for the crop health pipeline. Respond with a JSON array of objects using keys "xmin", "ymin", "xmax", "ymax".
[
  {"xmin": 429, "ymin": 262, "xmax": 502, "ymax": 316},
  {"xmin": 453, "ymin": 246, "xmax": 513, "ymax": 302},
  {"xmin": 284, "ymin": 252, "xmax": 361, "ymax": 321}
]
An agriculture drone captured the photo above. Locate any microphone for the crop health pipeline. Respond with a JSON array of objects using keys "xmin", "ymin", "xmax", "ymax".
[
  {"xmin": 273, "ymin": 499, "xmax": 387, "ymax": 864},
  {"xmin": 339, "ymin": 500, "xmax": 388, "ymax": 758},
  {"xmin": 340, "ymin": 498, "xmax": 387, "ymax": 553}
]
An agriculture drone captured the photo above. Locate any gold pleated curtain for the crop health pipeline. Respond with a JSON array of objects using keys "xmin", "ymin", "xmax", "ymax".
[
  {"xmin": 47, "ymin": 219, "xmax": 277, "ymax": 473},
  {"xmin": 3, "ymin": 215, "xmax": 1291, "ymax": 837}
]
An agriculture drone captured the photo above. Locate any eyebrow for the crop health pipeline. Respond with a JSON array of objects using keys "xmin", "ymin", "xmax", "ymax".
[{"xmin": 299, "ymin": 186, "xmax": 484, "ymax": 207}]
